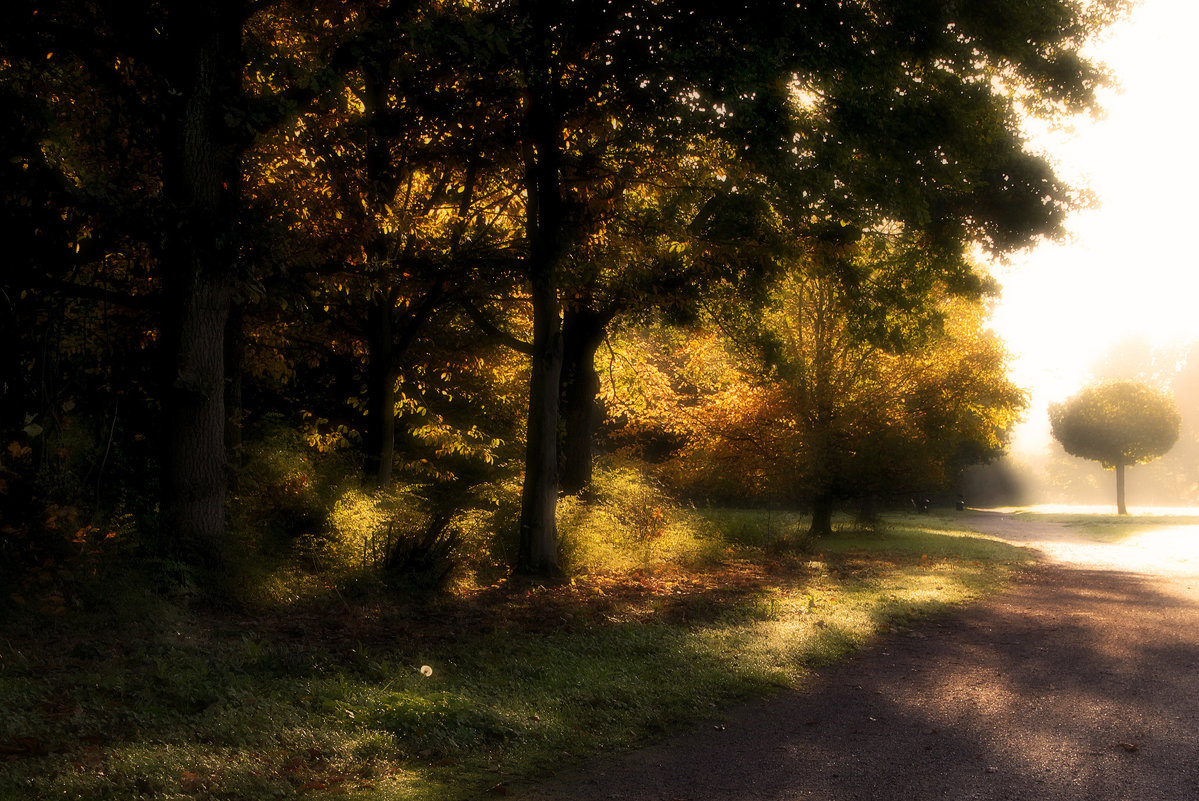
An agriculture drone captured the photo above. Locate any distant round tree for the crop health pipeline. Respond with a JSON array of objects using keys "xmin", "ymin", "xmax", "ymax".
[{"xmin": 1049, "ymin": 381, "xmax": 1181, "ymax": 515}]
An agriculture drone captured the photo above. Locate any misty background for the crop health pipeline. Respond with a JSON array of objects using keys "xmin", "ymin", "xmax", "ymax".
[
  {"xmin": 972, "ymin": 0, "xmax": 1199, "ymax": 511},
  {"xmin": 966, "ymin": 335, "xmax": 1199, "ymax": 510}
]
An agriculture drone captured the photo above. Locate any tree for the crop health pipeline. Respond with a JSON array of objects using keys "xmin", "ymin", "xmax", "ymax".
[
  {"xmin": 1049, "ymin": 381, "xmax": 1181, "ymax": 514},
  {"xmin": 602, "ymin": 259, "xmax": 1027, "ymax": 533},
  {"xmin": 4, "ymin": 0, "xmax": 1127, "ymax": 583},
  {"xmin": 9, "ymin": 0, "xmax": 357, "ymax": 568},
  {"xmin": 4, "ymin": 2, "xmax": 247, "ymax": 567},
  {"xmin": 245, "ymin": 2, "xmax": 524, "ymax": 489},
  {"xmin": 488, "ymin": 0, "xmax": 1123, "ymax": 572}
]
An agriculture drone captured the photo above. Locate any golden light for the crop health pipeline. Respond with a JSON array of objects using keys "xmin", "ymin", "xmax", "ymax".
[{"xmin": 991, "ymin": 0, "xmax": 1199, "ymax": 459}]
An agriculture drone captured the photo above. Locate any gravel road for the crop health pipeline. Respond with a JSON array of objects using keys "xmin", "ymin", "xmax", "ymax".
[{"xmin": 516, "ymin": 511, "xmax": 1199, "ymax": 801}]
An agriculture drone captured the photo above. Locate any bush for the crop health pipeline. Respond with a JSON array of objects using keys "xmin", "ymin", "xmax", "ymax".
[
  {"xmin": 321, "ymin": 478, "xmax": 518, "ymax": 593},
  {"xmin": 557, "ymin": 461, "xmax": 722, "ymax": 573},
  {"xmin": 230, "ymin": 423, "xmax": 333, "ymax": 547},
  {"xmin": 701, "ymin": 508, "xmax": 809, "ymax": 549}
]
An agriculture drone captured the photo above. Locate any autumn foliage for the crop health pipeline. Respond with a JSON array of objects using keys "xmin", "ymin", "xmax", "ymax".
[{"xmin": 2, "ymin": 0, "xmax": 1117, "ymax": 589}]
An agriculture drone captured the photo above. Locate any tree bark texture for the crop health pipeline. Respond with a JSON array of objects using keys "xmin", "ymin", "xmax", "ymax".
[
  {"xmin": 158, "ymin": 2, "xmax": 244, "ymax": 567},
  {"xmin": 224, "ymin": 303, "xmax": 245, "ymax": 481},
  {"xmin": 364, "ymin": 295, "xmax": 398, "ymax": 488},
  {"xmin": 809, "ymin": 492, "xmax": 834, "ymax": 537},
  {"xmin": 162, "ymin": 279, "xmax": 232, "ymax": 566},
  {"xmin": 516, "ymin": 43, "xmax": 565, "ymax": 576},
  {"xmin": 518, "ymin": 285, "xmax": 564, "ymax": 575},
  {"xmin": 558, "ymin": 307, "xmax": 610, "ymax": 495}
]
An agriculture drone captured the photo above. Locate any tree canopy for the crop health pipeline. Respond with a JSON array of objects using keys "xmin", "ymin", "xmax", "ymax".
[
  {"xmin": 2, "ymin": 0, "xmax": 1127, "ymax": 584},
  {"xmin": 1049, "ymin": 380, "xmax": 1181, "ymax": 514}
]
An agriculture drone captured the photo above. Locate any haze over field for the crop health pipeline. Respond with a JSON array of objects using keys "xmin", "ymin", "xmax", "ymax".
[{"xmin": 985, "ymin": 0, "xmax": 1199, "ymax": 507}]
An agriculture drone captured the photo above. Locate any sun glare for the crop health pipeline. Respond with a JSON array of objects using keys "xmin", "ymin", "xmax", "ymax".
[{"xmin": 992, "ymin": 0, "xmax": 1199, "ymax": 457}]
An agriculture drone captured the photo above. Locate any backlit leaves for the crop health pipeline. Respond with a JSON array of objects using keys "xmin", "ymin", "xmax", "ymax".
[{"xmin": 1050, "ymin": 381, "xmax": 1181, "ymax": 469}]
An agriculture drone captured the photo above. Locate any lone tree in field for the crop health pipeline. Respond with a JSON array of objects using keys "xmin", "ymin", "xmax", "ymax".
[{"xmin": 1049, "ymin": 381, "xmax": 1181, "ymax": 515}]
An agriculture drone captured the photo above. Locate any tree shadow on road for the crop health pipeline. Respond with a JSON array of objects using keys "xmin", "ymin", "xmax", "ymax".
[{"xmin": 526, "ymin": 565, "xmax": 1199, "ymax": 801}]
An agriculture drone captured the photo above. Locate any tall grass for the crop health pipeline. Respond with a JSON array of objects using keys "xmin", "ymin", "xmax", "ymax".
[{"xmin": 557, "ymin": 465, "xmax": 725, "ymax": 573}]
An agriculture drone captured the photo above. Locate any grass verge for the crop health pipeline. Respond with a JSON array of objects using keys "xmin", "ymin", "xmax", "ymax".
[
  {"xmin": 0, "ymin": 511, "xmax": 1031, "ymax": 801},
  {"xmin": 989, "ymin": 507, "xmax": 1199, "ymax": 543}
]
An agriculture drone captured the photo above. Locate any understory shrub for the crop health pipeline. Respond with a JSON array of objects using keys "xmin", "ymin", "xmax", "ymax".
[{"xmin": 557, "ymin": 461, "xmax": 722, "ymax": 573}]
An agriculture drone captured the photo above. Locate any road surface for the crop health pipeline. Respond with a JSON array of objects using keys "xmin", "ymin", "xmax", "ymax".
[{"xmin": 517, "ymin": 511, "xmax": 1199, "ymax": 800}]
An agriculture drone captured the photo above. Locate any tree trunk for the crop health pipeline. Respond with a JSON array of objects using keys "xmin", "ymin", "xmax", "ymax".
[
  {"xmin": 809, "ymin": 492, "xmax": 834, "ymax": 537},
  {"xmin": 516, "ymin": 40, "xmax": 565, "ymax": 577},
  {"xmin": 162, "ymin": 279, "xmax": 232, "ymax": 567},
  {"xmin": 559, "ymin": 307, "xmax": 608, "ymax": 495},
  {"xmin": 518, "ymin": 280, "xmax": 563, "ymax": 575},
  {"xmin": 806, "ymin": 400, "xmax": 837, "ymax": 538},
  {"xmin": 364, "ymin": 295, "xmax": 397, "ymax": 488},
  {"xmin": 158, "ymin": 3, "xmax": 245, "ymax": 569},
  {"xmin": 364, "ymin": 367, "xmax": 397, "ymax": 489},
  {"xmin": 225, "ymin": 304, "xmax": 245, "ymax": 480},
  {"xmin": 1116, "ymin": 462, "xmax": 1128, "ymax": 515}
]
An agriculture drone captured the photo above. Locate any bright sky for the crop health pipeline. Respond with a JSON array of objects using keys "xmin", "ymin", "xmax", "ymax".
[{"xmin": 990, "ymin": 0, "xmax": 1199, "ymax": 457}]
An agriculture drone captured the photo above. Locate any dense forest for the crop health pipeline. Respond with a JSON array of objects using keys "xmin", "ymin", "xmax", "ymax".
[{"xmin": 2, "ymin": 0, "xmax": 1124, "ymax": 597}]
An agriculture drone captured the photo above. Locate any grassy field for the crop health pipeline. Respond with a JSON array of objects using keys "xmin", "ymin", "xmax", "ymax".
[
  {"xmin": 987, "ymin": 506, "xmax": 1199, "ymax": 543},
  {"xmin": 0, "ymin": 511, "xmax": 1033, "ymax": 801}
]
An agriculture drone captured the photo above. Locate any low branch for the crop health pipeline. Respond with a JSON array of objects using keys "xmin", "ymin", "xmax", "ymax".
[
  {"xmin": 51, "ymin": 281, "xmax": 157, "ymax": 312},
  {"xmin": 457, "ymin": 298, "xmax": 533, "ymax": 356}
]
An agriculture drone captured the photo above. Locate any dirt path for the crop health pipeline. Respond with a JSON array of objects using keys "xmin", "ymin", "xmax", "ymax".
[
  {"xmin": 962, "ymin": 511, "xmax": 1199, "ymax": 576},
  {"xmin": 516, "ymin": 512, "xmax": 1199, "ymax": 800}
]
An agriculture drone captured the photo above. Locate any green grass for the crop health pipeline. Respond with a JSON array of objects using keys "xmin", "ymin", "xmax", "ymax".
[
  {"xmin": 0, "ymin": 510, "xmax": 1031, "ymax": 801},
  {"xmin": 995, "ymin": 508, "xmax": 1199, "ymax": 543},
  {"xmin": 821, "ymin": 513, "xmax": 1036, "ymax": 563}
]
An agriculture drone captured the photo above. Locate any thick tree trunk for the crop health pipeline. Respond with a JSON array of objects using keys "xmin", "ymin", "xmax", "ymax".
[
  {"xmin": 364, "ymin": 375, "xmax": 397, "ymax": 489},
  {"xmin": 364, "ymin": 296, "xmax": 397, "ymax": 488},
  {"xmin": 518, "ymin": 279, "xmax": 564, "ymax": 575},
  {"xmin": 516, "ymin": 42, "xmax": 565, "ymax": 576},
  {"xmin": 809, "ymin": 492, "xmax": 834, "ymax": 537},
  {"xmin": 225, "ymin": 304, "xmax": 245, "ymax": 480},
  {"xmin": 559, "ymin": 307, "xmax": 608, "ymax": 495},
  {"xmin": 158, "ymin": 3, "xmax": 244, "ymax": 568},
  {"xmin": 162, "ymin": 278, "xmax": 232, "ymax": 567},
  {"xmin": 1116, "ymin": 463, "xmax": 1128, "ymax": 515}
]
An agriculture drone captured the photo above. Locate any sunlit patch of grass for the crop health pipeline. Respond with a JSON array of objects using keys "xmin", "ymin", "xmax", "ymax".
[{"xmin": 820, "ymin": 517, "xmax": 1037, "ymax": 567}]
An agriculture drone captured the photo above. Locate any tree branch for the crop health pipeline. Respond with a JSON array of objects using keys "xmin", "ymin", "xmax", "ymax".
[{"xmin": 457, "ymin": 297, "xmax": 534, "ymax": 355}]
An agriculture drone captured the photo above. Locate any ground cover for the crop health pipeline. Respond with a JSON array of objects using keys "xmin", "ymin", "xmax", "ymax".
[
  {"xmin": 0, "ymin": 511, "xmax": 1032, "ymax": 801},
  {"xmin": 990, "ymin": 508, "xmax": 1199, "ymax": 543}
]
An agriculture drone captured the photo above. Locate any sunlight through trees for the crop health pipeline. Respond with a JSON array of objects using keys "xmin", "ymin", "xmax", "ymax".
[
  {"xmin": 3, "ymin": 0, "xmax": 1125, "ymax": 583},
  {"xmin": 1050, "ymin": 381, "xmax": 1181, "ymax": 514}
]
